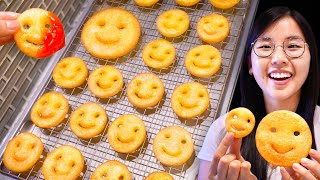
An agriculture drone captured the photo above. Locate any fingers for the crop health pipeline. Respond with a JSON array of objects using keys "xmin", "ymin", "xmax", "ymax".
[
  {"xmin": 239, "ymin": 161, "xmax": 251, "ymax": 180},
  {"xmin": 292, "ymin": 163, "xmax": 317, "ymax": 180},
  {"xmin": 310, "ymin": 149, "xmax": 320, "ymax": 162},
  {"xmin": 0, "ymin": 35, "xmax": 14, "ymax": 45},
  {"xmin": 0, "ymin": 12, "xmax": 20, "ymax": 20},
  {"xmin": 226, "ymin": 160, "xmax": 241, "ymax": 180},
  {"xmin": 216, "ymin": 154, "xmax": 236, "ymax": 180},
  {"xmin": 0, "ymin": 12, "xmax": 20, "ymax": 40},
  {"xmin": 229, "ymin": 137, "xmax": 243, "ymax": 161},
  {"xmin": 211, "ymin": 133, "xmax": 234, "ymax": 175},
  {"xmin": 280, "ymin": 167, "xmax": 293, "ymax": 180},
  {"xmin": 300, "ymin": 157, "xmax": 320, "ymax": 179}
]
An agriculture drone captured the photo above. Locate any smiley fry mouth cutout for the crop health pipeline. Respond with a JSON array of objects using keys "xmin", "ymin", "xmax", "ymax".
[
  {"xmin": 14, "ymin": 151, "xmax": 28, "ymax": 161},
  {"xmin": 231, "ymin": 125, "xmax": 244, "ymax": 131},
  {"xmin": 179, "ymin": 100, "xmax": 197, "ymax": 109},
  {"xmin": 78, "ymin": 121, "xmax": 95, "ymax": 129},
  {"xmin": 27, "ymin": 40, "xmax": 44, "ymax": 47},
  {"xmin": 162, "ymin": 146, "xmax": 182, "ymax": 156},
  {"xmin": 271, "ymin": 144, "xmax": 294, "ymax": 154},
  {"xmin": 117, "ymin": 135, "xmax": 134, "ymax": 143}
]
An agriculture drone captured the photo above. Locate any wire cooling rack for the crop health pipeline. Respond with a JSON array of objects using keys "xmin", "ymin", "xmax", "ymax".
[{"xmin": 0, "ymin": 0, "xmax": 256, "ymax": 179}]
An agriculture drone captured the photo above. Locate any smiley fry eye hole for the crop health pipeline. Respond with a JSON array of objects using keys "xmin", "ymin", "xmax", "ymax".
[
  {"xmin": 119, "ymin": 175, "xmax": 124, "ymax": 180},
  {"xmin": 271, "ymin": 127, "xmax": 277, "ymax": 132},
  {"xmin": 45, "ymin": 24, "xmax": 52, "ymax": 28},
  {"xmin": 181, "ymin": 139, "xmax": 186, "ymax": 144},
  {"xmin": 247, "ymin": 119, "xmax": 250, "ymax": 123},
  {"xmin": 294, "ymin": 131, "xmax": 300, "ymax": 136},
  {"xmin": 165, "ymin": 134, "xmax": 170, "ymax": 138},
  {"xmin": 233, "ymin": 115, "xmax": 237, "ymax": 119},
  {"xmin": 98, "ymin": 21, "xmax": 105, "ymax": 27},
  {"xmin": 118, "ymin": 25, "xmax": 125, "ymax": 30},
  {"xmin": 23, "ymin": 24, "xmax": 30, "ymax": 29}
]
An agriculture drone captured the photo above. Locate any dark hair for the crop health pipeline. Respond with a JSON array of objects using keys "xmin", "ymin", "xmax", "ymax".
[{"xmin": 239, "ymin": 6, "xmax": 319, "ymax": 179}]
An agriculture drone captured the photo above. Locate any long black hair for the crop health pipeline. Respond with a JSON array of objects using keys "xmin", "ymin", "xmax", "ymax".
[{"xmin": 239, "ymin": 6, "xmax": 319, "ymax": 179}]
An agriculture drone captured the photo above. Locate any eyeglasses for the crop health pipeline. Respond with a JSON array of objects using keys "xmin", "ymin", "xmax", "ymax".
[{"xmin": 251, "ymin": 37, "xmax": 309, "ymax": 58}]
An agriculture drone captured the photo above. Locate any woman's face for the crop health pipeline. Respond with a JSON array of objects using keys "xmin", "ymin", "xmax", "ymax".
[{"xmin": 250, "ymin": 16, "xmax": 310, "ymax": 101}]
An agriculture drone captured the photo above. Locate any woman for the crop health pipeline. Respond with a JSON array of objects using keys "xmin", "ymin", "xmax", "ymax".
[{"xmin": 197, "ymin": 6, "xmax": 319, "ymax": 180}]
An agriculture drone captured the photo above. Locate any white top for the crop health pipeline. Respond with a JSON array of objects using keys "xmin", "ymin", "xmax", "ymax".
[{"xmin": 198, "ymin": 105, "xmax": 320, "ymax": 179}]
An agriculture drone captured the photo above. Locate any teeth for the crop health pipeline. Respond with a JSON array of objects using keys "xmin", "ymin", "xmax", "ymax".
[{"xmin": 270, "ymin": 72, "xmax": 292, "ymax": 79}]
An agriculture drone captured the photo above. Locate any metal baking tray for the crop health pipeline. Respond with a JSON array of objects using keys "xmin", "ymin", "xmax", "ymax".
[{"xmin": 0, "ymin": 0, "xmax": 259, "ymax": 179}]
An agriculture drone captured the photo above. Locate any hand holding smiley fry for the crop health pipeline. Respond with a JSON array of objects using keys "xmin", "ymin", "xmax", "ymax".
[
  {"xmin": 280, "ymin": 149, "xmax": 320, "ymax": 180},
  {"xmin": 209, "ymin": 132, "xmax": 257, "ymax": 180}
]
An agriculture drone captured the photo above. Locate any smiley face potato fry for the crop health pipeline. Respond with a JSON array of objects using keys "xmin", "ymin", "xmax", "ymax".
[
  {"xmin": 225, "ymin": 107, "xmax": 255, "ymax": 138},
  {"xmin": 256, "ymin": 110, "xmax": 312, "ymax": 167},
  {"xmin": 14, "ymin": 8, "xmax": 65, "ymax": 59}
]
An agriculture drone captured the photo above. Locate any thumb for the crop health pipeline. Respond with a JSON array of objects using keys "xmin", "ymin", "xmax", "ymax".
[
  {"xmin": 229, "ymin": 137, "xmax": 243, "ymax": 161},
  {"xmin": 0, "ymin": 20, "xmax": 20, "ymax": 37}
]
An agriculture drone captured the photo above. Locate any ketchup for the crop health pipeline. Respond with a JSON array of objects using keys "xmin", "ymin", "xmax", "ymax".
[{"xmin": 37, "ymin": 12, "xmax": 65, "ymax": 58}]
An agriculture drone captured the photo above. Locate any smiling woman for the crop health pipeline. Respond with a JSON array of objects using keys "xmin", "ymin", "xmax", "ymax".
[
  {"xmin": 14, "ymin": 8, "xmax": 65, "ymax": 59},
  {"xmin": 197, "ymin": 6, "xmax": 319, "ymax": 180}
]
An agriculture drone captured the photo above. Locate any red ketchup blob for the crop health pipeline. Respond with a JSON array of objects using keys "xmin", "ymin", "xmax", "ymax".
[{"xmin": 37, "ymin": 12, "xmax": 65, "ymax": 58}]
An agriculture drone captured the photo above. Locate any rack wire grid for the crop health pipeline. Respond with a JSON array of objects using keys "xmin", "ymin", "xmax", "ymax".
[{"xmin": 0, "ymin": 0, "xmax": 257, "ymax": 179}]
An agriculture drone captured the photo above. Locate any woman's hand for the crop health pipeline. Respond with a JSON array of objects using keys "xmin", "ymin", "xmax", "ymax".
[
  {"xmin": 281, "ymin": 149, "xmax": 320, "ymax": 180},
  {"xmin": 209, "ymin": 132, "xmax": 257, "ymax": 180},
  {"xmin": 0, "ymin": 11, "xmax": 20, "ymax": 45}
]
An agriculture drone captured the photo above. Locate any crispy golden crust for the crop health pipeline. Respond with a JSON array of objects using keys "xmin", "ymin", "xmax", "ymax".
[
  {"xmin": 127, "ymin": 72, "xmax": 164, "ymax": 109},
  {"xmin": 145, "ymin": 171, "xmax": 174, "ymax": 180},
  {"xmin": 171, "ymin": 82, "xmax": 210, "ymax": 119},
  {"xmin": 184, "ymin": 45, "xmax": 222, "ymax": 78},
  {"xmin": 53, "ymin": 57, "xmax": 88, "ymax": 88},
  {"xmin": 69, "ymin": 102, "xmax": 108, "ymax": 139},
  {"xmin": 91, "ymin": 160, "xmax": 132, "ymax": 180},
  {"xmin": 81, "ymin": 8, "xmax": 141, "ymax": 59},
  {"xmin": 196, "ymin": 14, "xmax": 230, "ymax": 44},
  {"xmin": 88, "ymin": 65, "xmax": 124, "ymax": 98},
  {"xmin": 42, "ymin": 145, "xmax": 84, "ymax": 180},
  {"xmin": 143, "ymin": 38, "xmax": 176, "ymax": 69},
  {"xmin": 175, "ymin": 0, "xmax": 200, "ymax": 6},
  {"xmin": 225, "ymin": 107, "xmax": 255, "ymax": 138},
  {"xmin": 256, "ymin": 110, "xmax": 312, "ymax": 167},
  {"xmin": 3, "ymin": 132, "xmax": 44, "ymax": 172},
  {"xmin": 31, "ymin": 91, "xmax": 69, "ymax": 128},
  {"xmin": 134, "ymin": 0, "xmax": 159, "ymax": 7},
  {"xmin": 107, "ymin": 114, "xmax": 146, "ymax": 153},
  {"xmin": 153, "ymin": 126, "xmax": 194, "ymax": 166},
  {"xmin": 156, "ymin": 9, "xmax": 189, "ymax": 38},
  {"xmin": 209, "ymin": 0, "xmax": 240, "ymax": 9}
]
